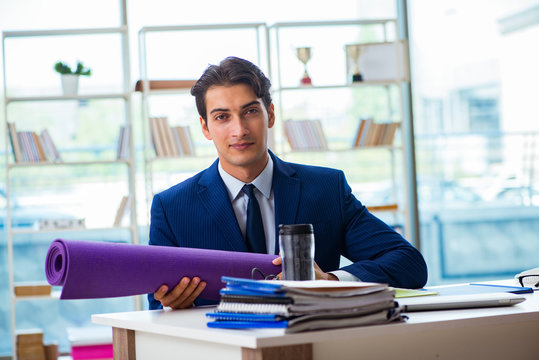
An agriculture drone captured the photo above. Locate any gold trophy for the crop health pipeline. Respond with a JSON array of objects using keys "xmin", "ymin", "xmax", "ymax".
[
  {"xmin": 345, "ymin": 44, "xmax": 363, "ymax": 82},
  {"xmin": 296, "ymin": 47, "xmax": 312, "ymax": 85}
]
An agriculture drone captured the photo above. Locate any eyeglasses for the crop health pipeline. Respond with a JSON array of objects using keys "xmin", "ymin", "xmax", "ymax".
[
  {"xmin": 251, "ymin": 267, "xmax": 276, "ymax": 280},
  {"xmin": 517, "ymin": 274, "xmax": 539, "ymax": 288}
]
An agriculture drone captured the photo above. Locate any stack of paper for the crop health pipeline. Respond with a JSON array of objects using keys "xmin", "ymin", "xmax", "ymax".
[{"xmin": 206, "ymin": 277, "xmax": 403, "ymax": 333}]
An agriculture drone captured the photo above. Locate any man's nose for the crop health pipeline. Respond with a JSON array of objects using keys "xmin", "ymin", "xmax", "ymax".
[{"xmin": 230, "ymin": 115, "xmax": 248, "ymax": 137}]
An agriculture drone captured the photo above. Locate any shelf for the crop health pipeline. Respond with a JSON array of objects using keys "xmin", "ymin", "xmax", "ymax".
[
  {"xmin": 8, "ymin": 159, "xmax": 130, "ymax": 169},
  {"xmin": 367, "ymin": 203, "xmax": 399, "ymax": 212},
  {"xmin": 270, "ymin": 18, "xmax": 396, "ymax": 28},
  {"xmin": 145, "ymin": 153, "xmax": 220, "ymax": 163},
  {"xmin": 5, "ymin": 93, "xmax": 129, "ymax": 104},
  {"xmin": 284, "ymin": 145, "xmax": 401, "ymax": 154},
  {"xmin": 11, "ymin": 225, "xmax": 135, "ymax": 235},
  {"xmin": 14, "ymin": 290, "xmax": 62, "ymax": 302},
  {"xmin": 2, "ymin": 26, "xmax": 128, "ymax": 38},
  {"xmin": 277, "ymin": 80, "xmax": 401, "ymax": 92},
  {"xmin": 134, "ymin": 79, "xmax": 197, "ymax": 92},
  {"xmin": 139, "ymin": 22, "xmax": 266, "ymax": 33}
]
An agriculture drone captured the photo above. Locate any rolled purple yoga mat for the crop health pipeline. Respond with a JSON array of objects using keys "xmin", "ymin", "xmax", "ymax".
[{"xmin": 45, "ymin": 239, "xmax": 280, "ymax": 301}]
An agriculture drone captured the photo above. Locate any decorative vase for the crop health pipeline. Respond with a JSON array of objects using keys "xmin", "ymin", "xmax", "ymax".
[{"xmin": 61, "ymin": 74, "xmax": 80, "ymax": 95}]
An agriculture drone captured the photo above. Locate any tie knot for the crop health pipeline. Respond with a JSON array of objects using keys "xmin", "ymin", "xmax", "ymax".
[{"xmin": 242, "ymin": 184, "xmax": 256, "ymax": 198}]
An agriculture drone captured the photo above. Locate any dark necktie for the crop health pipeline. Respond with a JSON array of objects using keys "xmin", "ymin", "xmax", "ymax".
[{"xmin": 242, "ymin": 184, "xmax": 267, "ymax": 254}]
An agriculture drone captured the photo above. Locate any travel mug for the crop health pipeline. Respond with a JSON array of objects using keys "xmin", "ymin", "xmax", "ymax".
[{"xmin": 279, "ymin": 224, "xmax": 315, "ymax": 280}]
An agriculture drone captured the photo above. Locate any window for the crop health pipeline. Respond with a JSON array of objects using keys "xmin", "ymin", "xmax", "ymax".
[{"xmin": 409, "ymin": 0, "xmax": 539, "ymax": 284}]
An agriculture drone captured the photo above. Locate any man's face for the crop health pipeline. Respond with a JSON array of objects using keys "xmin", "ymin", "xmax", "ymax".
[{"xmin": 200, "ymin": 83, "xmax": 275, "ymax": 178}]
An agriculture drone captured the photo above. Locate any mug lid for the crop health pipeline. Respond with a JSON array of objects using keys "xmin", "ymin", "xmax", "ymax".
[{"xmin": 279, "ymin": 223, "xmax": 313, "ymax": 235}]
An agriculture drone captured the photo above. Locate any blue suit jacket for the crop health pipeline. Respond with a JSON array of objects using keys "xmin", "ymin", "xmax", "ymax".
[{"xmin": 148, "ymin": 152, "xmax": 427, "ymax": 309}]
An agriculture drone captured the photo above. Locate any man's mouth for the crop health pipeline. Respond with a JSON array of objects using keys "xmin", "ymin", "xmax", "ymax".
[{"xmin": 230, "ymin": 142, "xmax": 253, "ymax": 150}]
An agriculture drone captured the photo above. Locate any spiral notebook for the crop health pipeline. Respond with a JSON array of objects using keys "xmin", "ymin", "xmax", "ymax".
[{"xmin": 206, "ymin": 307, "xmax": 402, "ymax": 333}]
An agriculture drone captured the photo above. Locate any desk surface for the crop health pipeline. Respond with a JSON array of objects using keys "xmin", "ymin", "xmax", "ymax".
[{"xmin": 92, "ymin": 280, "xmax": 539, "ymax": 350}]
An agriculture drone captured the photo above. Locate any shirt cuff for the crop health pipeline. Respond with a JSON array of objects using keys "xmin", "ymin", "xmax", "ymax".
[{"xmin": 328, "ymin": 270, "xmax": 361, "ymax": 282}]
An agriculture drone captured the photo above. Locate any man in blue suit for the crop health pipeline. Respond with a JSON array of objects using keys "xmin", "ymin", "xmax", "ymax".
[{"xmin": 149, "ymin": 57, "xmax": 427, "ymax": 310}]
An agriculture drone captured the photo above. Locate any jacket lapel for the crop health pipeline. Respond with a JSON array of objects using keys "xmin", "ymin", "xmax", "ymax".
[
  {"xmin": 197, "ymin": 160, "xmax": 249, "ymax": 252},
  {"xmin": 271, "ymin": 152, "xmax": 301, "ymax": 254}
]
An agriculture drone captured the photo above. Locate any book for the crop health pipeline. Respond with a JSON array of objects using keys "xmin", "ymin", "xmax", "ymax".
[
  {"xmin": 284, "ymin": 120, "xmax": 328, "ymax": 150},
  {"xmin": 172, "ymin": 126, "xmax": 195, "ymax": 156},
  {"xmin": 358, "ymin": 118, "xmax": 372, "ymax": 146},
  {"xmin": 207, "ymin": 303, "xmax": 402, "ymax": 333},
  {"xmin": 206, "ymin": 276, "xmax": 402, "ymax": 333},
  {"xmin": 32, "ymin": 132, "xmax": 47, "ymax": 161},
  {"xmin": 353, "ymin": 119, "xmax": 400, "ymax": 147},
  {"xmin": 353, "ymin": 118, "xmax": 367, "ymax": 147},
  {"xmin": 116, "ymin": 126, "xmax": 131, "ymax": 160},
  {"xmin": 18, "ymin": 132, "xmax": 32, "ymax": 162},
  {"xmin": 39, "ymin": 129, "xmax": 62, "ymax": 162},
  {"xmin": 116, "ymin": 126, "xmax": 125, "ymax": 160},
  {"xmin": 159, "ymin": 117, "xmax": 178, "ymax": 156},
  {"xmin": 149, "ymin": 117, "xmax": 165, "ymax": 157},
  {"xmin": 207, "ymin": 307, "xmax": 402, "ymax": 333},
  {"xmin": 216, "ymin": 296, "xmax": 396, "ymax": 315},
  {"xmin": 7, "ymin": 122, "xmax": 23, "ymax": 162}
]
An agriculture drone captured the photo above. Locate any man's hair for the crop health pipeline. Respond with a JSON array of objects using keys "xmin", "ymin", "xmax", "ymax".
[{"xmin": 190, "ymin": 56, "xmax": 272, "ymax": 122}]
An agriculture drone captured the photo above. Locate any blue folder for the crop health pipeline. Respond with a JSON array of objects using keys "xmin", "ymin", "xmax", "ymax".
[
  {"xmin": 206, "ymin": 312, "xmax": 284, "ymax": 322},
  {"xmin": 207, "ymin": 320, "xmax": 288, "ymax": 329}
]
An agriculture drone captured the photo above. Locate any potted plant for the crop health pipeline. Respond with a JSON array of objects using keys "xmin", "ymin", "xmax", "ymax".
[{"xmin": 54, "ymin": 61, "xmax": 92, "ymax": 95}]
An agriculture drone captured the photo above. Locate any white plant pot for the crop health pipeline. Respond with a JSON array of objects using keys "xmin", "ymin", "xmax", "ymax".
[{"xmin": 61, "ymin": 74, "xmax": 80, "ymax": 95}]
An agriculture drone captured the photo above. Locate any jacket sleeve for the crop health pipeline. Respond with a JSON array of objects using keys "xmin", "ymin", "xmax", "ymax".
[
  {"xmin": 337, "ymin": 171, "xmax": 428, "ymax": 289},
  {"xmin": 147, "ymin": 193, "xmax": 174, "ymax": 310}
]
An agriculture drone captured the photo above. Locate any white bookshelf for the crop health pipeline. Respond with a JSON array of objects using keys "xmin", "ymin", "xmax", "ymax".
[{"xmin": 2, "ymin": 1, "xmax": 139, "ymax": 358}]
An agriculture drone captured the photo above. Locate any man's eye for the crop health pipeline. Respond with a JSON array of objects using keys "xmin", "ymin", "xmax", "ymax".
[
  {"xmin": 215, "ymin": 114, "xmax": 227, "ymax": 121},
  {"xmin": 245, "ymin": 108, "xmax": 259, "ymax": 115}
]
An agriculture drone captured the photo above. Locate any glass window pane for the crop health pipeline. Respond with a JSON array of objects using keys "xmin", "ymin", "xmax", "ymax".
[{"xmin": 409, "ymin": 0, "xmax": 539, "ymax": 284}]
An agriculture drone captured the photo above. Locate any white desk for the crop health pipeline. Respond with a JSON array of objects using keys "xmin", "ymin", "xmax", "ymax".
[{"xmin": 92, "ymin": 283, "xmax": 539, "ymax": 360}]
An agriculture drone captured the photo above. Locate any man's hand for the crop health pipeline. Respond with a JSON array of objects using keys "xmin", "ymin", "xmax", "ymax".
[
  {"xmin": 271, "ymin": 257, "xmax": 338, "ymax": 281},
  {"xmin": 154, "ymin": 277, "xmax": 206, "ymax": 309}
]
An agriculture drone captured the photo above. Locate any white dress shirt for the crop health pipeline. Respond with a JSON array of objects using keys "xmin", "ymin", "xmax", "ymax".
[
  {"xmin": 218, "ymin": 156, "xmax": 275, "ymax": 254},
  {"xmin": 217, "ymin": 154, "xmax": 359, "ymax": 281}
]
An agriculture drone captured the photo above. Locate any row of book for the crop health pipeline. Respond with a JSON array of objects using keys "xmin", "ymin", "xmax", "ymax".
[
  {"xmin": 149, "ymin": 117, "xmax": 195, "ymax": 157},
  {"xmin": 206, "ymin": 276, "xmax": 403, "ymax": 333},
  {"xmin": 8, "ymin": 123, "xmax": 61, "ymax": 163},
  {"xmin": 284, "ymin": 119, "xmax": 328, "ymax": 150},
  {"xmin": 353, "ymin": 118, "xmax": 400, "ymax": 147}
]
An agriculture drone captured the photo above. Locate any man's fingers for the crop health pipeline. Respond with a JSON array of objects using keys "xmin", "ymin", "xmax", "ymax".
[
  {"xmin": 179, "ymin": 281, "xmax": 206, "ymax": 308},
  {"xmin": 272, "ymin": 257, "xmax": 282, "ymax": 265},
  {"xmin": 159, "ymin": 277, "xmax": 190, "ymax": 307},
  {"xmin": 153, "ymin": 285, "xmax": 168, "ymax": 301},
  {"xmin": 167, "ymin": 277, "xmax": 202, "ymax": 309}
]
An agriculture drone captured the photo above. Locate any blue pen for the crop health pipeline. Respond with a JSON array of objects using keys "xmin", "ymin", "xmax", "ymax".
[{"xmin": 469, "ymin": 283, "xmax": 533, "ymax": 294}]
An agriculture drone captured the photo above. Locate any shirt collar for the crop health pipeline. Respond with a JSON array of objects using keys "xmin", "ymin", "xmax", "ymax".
[{"xmin": 218, "ymin": 154, "xmax": 273, "ymax": 201}]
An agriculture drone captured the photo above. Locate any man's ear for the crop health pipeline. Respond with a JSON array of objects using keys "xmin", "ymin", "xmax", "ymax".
[
  {"xmin": 267, "ymin": 103, "xmax": 275, "ymax": 129},
  {"xmin": 200, "ymin": 117, "xmax": 212, "ymax": 140}
]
